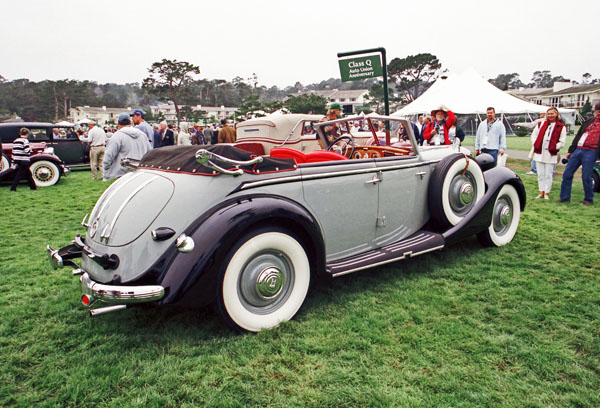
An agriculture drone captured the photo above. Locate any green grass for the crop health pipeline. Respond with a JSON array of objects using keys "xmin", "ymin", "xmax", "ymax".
[
  {"xmin": 462, "ymin": 135, "xmax": 576, "ymax": 151},
  {"xmin": 1, "ymin": 166, "xmax": 599, "ymax": 407}
]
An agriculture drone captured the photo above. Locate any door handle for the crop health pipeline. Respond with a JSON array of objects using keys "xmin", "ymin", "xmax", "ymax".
[
  {"xmin": 365, "ymin": 175, "xmax": 382, "ymax": 184},
  {"xmin": 415, "ymin": 171, "xmax": 427, "ymax": 180}
]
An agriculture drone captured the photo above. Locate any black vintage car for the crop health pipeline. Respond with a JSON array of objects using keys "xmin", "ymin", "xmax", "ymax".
[{"xmin": 0, "ymin": 122, "xmax": 89, "ymax": 166}]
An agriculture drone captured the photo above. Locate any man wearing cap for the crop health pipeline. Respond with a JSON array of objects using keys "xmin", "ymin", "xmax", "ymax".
[
  {"xmin": 80, "ymin": 121, "xmax": 107, "ymax": 180},
  {"xmin": 423, "ymin": 105, "xmax": 456, "ymax": 146},
  {"xmin": 191, "ymin": 123, "xmax": 207, "ymax": 145},
  {"xmin": 102, "ymin": 113, "xmax": 151, "ymax": 181},
  {"xmin": 130, "ymin": 109, "xmax": 154, "ymax": 149},
  {"xmin": 475, "ymin": 107, "xmax": 506, "ymax": 165},
  {"xmin": 558, "ymin": 103, "xmax": 600, "ymax": 205}
]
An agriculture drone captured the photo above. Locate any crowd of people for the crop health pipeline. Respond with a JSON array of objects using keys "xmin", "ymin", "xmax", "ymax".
[{"xmin": 65, "ymin": 110, "xmax": 238, "ymax": 182}]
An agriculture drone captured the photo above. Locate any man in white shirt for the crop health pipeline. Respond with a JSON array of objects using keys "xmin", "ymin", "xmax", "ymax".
[
  {"xmin": 475, "ymin": 107, "xmax": 506, "ymax": 165},
  {"xmin": 80, "ymin": 121, "xmax": 107, "ymax": 179}
]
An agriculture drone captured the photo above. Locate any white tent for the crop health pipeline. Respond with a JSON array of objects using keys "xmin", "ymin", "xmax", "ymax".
[
  {"xmin": 54, "ymin": 120, "xmax": 74, "ymax": 126},
  {"xmin": 393, "ymin": 67, "xmax": 576, "ymax": 124}
]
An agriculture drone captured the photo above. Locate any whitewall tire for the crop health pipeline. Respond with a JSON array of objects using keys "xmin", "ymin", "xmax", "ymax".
[
  {"xmin": 429, "ymin": 154, "xmax": 485, "ymax": 228},
  {"xmin": 30, "ymin": 160, "xmax": 60, "ymax": 187},
  {"xmin": 217, "ymin": 229, "xmax": 310, "ymax": 332},
  {"xmin": 0, "ymin": 155, "xmax": 9, "ymax": 172},
  {"xmin": 477, "ymin": 184, "xmax": 521, "ymax": 247}
]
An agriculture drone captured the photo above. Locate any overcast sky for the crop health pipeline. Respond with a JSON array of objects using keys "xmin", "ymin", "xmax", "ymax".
[{"xmin": 1, "ymin": 0, "xmax": 598, "ymax": 88}]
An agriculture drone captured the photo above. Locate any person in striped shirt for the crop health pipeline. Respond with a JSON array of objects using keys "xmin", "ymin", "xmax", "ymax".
[{"xmin": 10, "ymin": 128, "xmax": 37, "ymax": 191}]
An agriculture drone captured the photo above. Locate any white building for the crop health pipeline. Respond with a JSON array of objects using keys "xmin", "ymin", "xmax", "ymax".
[
  {"xmin": 509, "ymin": 82, "xmax": 600, "ymax": 109},
  {"xmin": 70, "ymin": 106, "xmax": 132, "ymax": 125},
  {"xmin": 289, "ymin": 89, "xmax": 370, "ymax": 114},
  {"xmin": 149, "ymin": 103, "xmax": 239, "ymax": 123}
]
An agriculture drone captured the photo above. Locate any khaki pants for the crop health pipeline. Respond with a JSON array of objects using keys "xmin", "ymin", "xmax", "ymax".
[{"xmin": 90, "ymin": 146, "xmax": 105, "ymax": 179}]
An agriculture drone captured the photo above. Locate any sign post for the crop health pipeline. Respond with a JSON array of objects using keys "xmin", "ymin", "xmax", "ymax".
[{"xmin": 337, "ymin": 47, "xmax": 389, "ymax": 116}]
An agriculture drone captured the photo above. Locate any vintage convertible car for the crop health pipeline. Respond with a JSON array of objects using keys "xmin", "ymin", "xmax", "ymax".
[
  {"xmin": 1, "ymin": 141, "xmax": 68, "ymax": 187},
  {"xmin": 233, "ymin": 112, "xmax": 392, "ymax": 156},
  {"xmin": 47, "ymin": 115, "xmax": 526, "ymax": 332}
]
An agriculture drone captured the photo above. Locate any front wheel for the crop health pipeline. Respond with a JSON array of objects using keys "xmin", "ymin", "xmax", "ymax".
[
  {"xmin": 592, "ymin": 171, "xmax": 600, "ymax": 193},
  {"xmin": 477, "ymin": 184, "xmax": 521, "ymax": 247},
  {"xmin": 216, "ymin": 228, "xmax": 311, "ymax": 332},
  {"xmin": 30, "ymin": 160, "xmax": 60, "ymax": 187},
  {"xmin": 0, "ymin": 155, "xmax": 9, "ymax": 172}
]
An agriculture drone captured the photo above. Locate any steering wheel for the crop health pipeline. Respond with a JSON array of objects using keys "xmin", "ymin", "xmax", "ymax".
[{"xmin": 327, "ymin": 135, "xmax": 355, "ymax": 158}]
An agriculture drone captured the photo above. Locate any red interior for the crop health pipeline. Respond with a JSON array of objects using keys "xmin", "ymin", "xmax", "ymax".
[{"xmin": 270, "ymin": 147, "xmax": 349, "ymax": 164}]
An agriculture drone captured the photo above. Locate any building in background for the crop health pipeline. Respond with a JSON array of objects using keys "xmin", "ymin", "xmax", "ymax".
[
  {"xmin": 149, "ymin": 103, "xmax": 239, "ymax": 123},
  {"xmin": 70, "ymin": 106, "xmax": 132, "ymax": 125},
  {"xmin": 509, "ymin": 82, "xmax": 600, "ymax": 109}
]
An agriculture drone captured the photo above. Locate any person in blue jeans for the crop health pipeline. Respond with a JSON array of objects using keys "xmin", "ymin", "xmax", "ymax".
[{"xmin": 559, "ymin": 103, "xmax": 600, "ymax": 205}]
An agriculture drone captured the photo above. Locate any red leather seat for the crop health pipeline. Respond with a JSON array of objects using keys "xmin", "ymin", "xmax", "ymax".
[
  {"xmin": 270, "ymin": 147, "xmax": 307, "ymax": 164},
  {"xmin": 305, "ymin": 150, "xmax": 349, "ymax": 163},
  {"xmin": 233, "ymin": 142, "xmax": 265, "ymax": 156}
]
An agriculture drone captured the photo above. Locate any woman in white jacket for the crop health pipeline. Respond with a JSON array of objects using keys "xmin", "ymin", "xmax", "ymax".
[
  {"xmin": 177, "ymin": 122, "xmax": 191, "ymax": 145},
  {"xmin": 530, "ymin": 107, "xmax": 566, "ymax": 200}
]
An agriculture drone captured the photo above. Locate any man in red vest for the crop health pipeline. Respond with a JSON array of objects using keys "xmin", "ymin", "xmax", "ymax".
[{"xmin": 559, "ymin": 103, "xmax": 600, "ymax": 205}]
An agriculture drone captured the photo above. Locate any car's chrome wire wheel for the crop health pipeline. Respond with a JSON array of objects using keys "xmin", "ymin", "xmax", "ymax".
[
  {"xmin": 30, "ymin": 160, "xmax": 60, "ymax": 187},
  {"xmin": 448, "ymin": 172, "xmax": 477, "ymax": 216},
  {"xmin": 237, "ymin": 249, "xmax": 295, "ymax": 314},
  {"xmin": 219, "ymin": 230, "xmax": 310, "ymax": 332}
]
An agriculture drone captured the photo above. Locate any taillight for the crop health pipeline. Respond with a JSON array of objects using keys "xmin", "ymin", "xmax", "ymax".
[{"xmin": 81, "ymin": 294, "xmax": 92, "ymax": 306}]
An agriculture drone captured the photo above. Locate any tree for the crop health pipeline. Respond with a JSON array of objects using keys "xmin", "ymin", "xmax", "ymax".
[
  {"xmin": 237, "ymin": 94, "xmax": 265, "ymax": 118},
  {"xmin": 582, "ymin": 73, "xmax": 592, "ymax": 84},
  {"xmin": 142, "ymin": 59, "xmax": 200, "ymax": 124},
  {"xmin": 579, "ymin": 98, "xmax": 593, "ymax": 123},
  {"xmin": 365, "ymin": 82, "xmax": 385, "ymax": 113},
  {"xmin": 489, "ymin": 73, "xmax": 524, "ymax": 90},
  {"xmin": 285, "ymin": 94, "xmax": 327, "ymax": 114},
  {"xmin": 388, "ymin": 53, "xmax": 441, "ymax": 102}
]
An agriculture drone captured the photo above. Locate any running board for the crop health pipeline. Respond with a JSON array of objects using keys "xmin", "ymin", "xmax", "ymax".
[{"xmin": 326, "ymin": 231, "xmax": 445, "ymax": 277}]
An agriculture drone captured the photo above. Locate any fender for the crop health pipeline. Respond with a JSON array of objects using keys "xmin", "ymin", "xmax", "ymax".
[
  {"xmin": 443, "ymin": 166, "xmax": 526, "ymax": 244},
  {"xmin": 30, "ymin": 154, "xmax": 66, "ymax": 175},
  {"xmin": 133, "ymin": 194, "xmax": 326, "ymax": 307}
]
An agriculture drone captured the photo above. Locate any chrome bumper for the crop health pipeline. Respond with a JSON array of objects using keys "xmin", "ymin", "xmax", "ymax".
[{"xmin": 80, "ymin": 272, "xmax": 165, "ymax": 306}]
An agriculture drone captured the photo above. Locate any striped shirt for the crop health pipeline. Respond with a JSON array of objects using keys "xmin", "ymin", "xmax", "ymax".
[{"xmin": 12, "ymin": 137, "xmax": 31, "ymax": 163}]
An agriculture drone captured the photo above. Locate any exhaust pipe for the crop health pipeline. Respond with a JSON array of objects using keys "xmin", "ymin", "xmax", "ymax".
[{"xmin": 89, "ymin": 305, "xmax": 127, "ymax": 317}]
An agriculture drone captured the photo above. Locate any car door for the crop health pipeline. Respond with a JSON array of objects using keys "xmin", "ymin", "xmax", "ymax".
[
  {"xmin": 373, "ymin": 156, "xmax": 431, "ymax": 247},
  {"xmin": 49, "ymin": 127, "xmax": 89, "ymax": 165},
  {"xmin": 301, "ymin": 160, "xmax": 379, "ymax": 261}
]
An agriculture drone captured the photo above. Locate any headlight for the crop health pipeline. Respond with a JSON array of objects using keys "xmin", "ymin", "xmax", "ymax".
[{"xmin": 43, "ymin": 147, "xmax": 55, "ymax": 155}]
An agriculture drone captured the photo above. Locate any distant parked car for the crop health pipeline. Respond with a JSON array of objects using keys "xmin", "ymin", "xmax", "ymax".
[
  {"xmin": 0, "ymin": 122, "xmax": 89, "ymax": 166},
  {"xmin": 1, "ymin": 141, "xmax": 68, "ymax": 187},
  {"xmin": 234, "ymin": 113, "xmax": 392, "ymax": 156}
]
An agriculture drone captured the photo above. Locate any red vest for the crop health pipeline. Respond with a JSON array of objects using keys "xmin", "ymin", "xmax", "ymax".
[{"xmin": 533, "ymin": 120, "xmax": 563, "ymax": 156}]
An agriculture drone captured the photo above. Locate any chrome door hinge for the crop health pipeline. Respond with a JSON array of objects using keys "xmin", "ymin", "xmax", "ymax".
[{"xmin": 376, "ymin": 216, "xmax": 387, "ymax": 227}]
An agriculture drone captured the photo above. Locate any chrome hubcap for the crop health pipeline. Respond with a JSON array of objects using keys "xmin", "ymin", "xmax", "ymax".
[
  {"xmin": 459, "ymin": 182, "xmax": 474, "ymax": 206},
  {"xmin": 36, "ymin": 167, "xmax": 51, "ymax": 181},
  {"xmin": 449, "ymin": 174, "xmax": 477, "ymax": 215},
  {"xmin": 493, "ymin": 196, "xmax": 513, "ymax": 235},
  {"xmin": 238, "ymin": 251, "xmax": 294, "ymax": 314},
  {"xmin": 256, "ymin": 267, "xmax": 285, "ymax": 300}
]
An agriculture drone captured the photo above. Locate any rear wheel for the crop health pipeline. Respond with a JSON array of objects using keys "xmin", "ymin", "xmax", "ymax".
[
  {"xmin": 477, "ymin": 184, "xmax": 521, "ymax": 247},
  {"xmin": 429, "ymin": 154, "xmax": 485, "ymax": 228},
  {"xmin": 30, "ymin": 160, "xmax": 60, "ymax": 187},
  {"xmin": 216, "ymin": 228, "xmax": 311, "ymax": 332}
]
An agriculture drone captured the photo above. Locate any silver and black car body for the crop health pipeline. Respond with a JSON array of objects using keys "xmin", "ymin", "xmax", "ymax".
[{"xmin": 47, "ymin": 116, "xmax": 526, "ymax": 332}]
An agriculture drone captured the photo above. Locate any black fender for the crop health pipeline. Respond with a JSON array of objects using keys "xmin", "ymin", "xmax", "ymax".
[
  {"xmin": 136, "ymin": 194, "xmax": 326, "ymax": 307},
  {"xmin": 442, "ymin": 166, "xmax": 526, "ymax": 244}
]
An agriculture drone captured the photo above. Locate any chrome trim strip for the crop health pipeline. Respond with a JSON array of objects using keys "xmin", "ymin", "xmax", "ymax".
[
  {"xmin": 81, "ymin": 272, "xmax": 165, "ymax": 305},
  {"xmin": 238, "ymin": 160, "xmax": 439, "ymax": 191},
  {"xmin": 91, "ymin": 172, "xmax": 142, "ymax": 223},
  {"xmin": 101, "ymin": 176, "xmax": 159, "ymax": 242},
  {"xmin": 331, "ymin": 245, "xmax": 445, "ymax": 277}
]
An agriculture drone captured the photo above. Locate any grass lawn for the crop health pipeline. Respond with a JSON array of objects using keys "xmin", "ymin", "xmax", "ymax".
[
  {"xmin": 462, "ymin": 135, "xmax": 577, "ymax": 152},
  {"xmin": 1, "ymin": 165, "xmax": 599, "ymax": 407}
]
